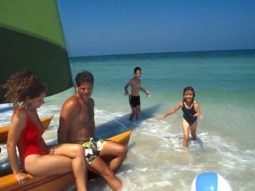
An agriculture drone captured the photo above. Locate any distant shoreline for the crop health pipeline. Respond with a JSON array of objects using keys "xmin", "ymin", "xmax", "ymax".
[{"xmin": 70, "ymin": 48, "xmax": 255, "ymax": 60}]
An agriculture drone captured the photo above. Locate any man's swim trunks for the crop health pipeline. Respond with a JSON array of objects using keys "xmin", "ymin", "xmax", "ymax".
[
  {"xmin": 182, "ymin": 103, "xmax": 197, "ymax": 125},
  {"xmin": 129, "ymin": 95, "xmax": 140, "ymax": 107},
  {"xmin": 82, "ymin": 138, "xmax": 107, "ymax": 164}
]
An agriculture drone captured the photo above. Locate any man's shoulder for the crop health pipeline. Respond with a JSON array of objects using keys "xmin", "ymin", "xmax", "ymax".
[
  {"xmin": 65, "ymin": 95, "xmax": 79, "ymax": 104},
  {"xmin": 63, "ymin": 96, "xmax": 81, "ymax": 111},
  {"xmin": 88, "ymin": 98, "xmax": 95, "ymax": 108},
  {"xmin": 89, "ymin": 97, "xmax": 95, "ymax": 103}
]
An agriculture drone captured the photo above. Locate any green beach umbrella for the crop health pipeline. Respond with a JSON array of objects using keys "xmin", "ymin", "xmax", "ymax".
[{"xmin": 0, "ymin": 0, "xmax": 73, "ymax": 103}]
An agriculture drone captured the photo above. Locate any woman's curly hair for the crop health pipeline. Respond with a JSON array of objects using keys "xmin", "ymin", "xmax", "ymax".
[{"xmin": 3, "ymin": 71, "xmax": 47, "ymax": 106}]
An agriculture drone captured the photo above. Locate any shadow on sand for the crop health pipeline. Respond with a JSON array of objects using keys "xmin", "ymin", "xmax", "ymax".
[{"xmin": 96, "ymin": 104, "xmax": 161, "ymax": 139}]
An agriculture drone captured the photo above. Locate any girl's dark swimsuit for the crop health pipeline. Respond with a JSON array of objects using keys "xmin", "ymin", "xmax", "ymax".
[{"xmin": 182, "ymin": 103, "xmax": 197, "ymax": 125}]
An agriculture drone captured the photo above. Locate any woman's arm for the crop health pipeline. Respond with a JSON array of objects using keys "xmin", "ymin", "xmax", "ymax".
[{"xmin": 7, "ymin": 110, "xmax": 27, "ymax": 184}]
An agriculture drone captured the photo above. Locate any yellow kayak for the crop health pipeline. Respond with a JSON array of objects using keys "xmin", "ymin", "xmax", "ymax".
[
  {"xmin": 0, "ymin": 116, "xmax": 53, "ymax": 143},
  {"xmin": 0, "ymin": 130, "xmax": 132, "ymax": 191}
]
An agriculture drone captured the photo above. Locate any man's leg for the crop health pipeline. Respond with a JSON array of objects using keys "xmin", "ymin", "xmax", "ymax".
[
  {"xmin": 99, "ymin": 141, "xmax": 128, "ymax": 172},
  {"xmin": 89, "ymin": 157, "xmax": 122, "ymax": 191}
]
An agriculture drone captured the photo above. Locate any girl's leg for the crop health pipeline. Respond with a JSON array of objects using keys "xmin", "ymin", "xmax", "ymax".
[
  {"xmin": 25, "ymin": 144, "xmax": 87, "ymax": 191},
  {"xmin": 182, "ymin": 119, "xmax": 190, "ymax": 148},
  {"xmin": 190, "ymin": 121, "xmax": 198, "ymax": 140},
  {"xmin": 89, "ymin": 157, "xmax": 122, "ymax": 191}
]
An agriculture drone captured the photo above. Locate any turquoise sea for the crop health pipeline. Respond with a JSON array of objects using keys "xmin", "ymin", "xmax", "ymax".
[{"xmin": 1, "ymin": 49, "xmax": 255, "ymax": 190}]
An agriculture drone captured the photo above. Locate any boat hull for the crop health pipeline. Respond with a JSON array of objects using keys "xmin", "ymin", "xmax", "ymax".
[
  {"xmin": 0, "ymin": 116, "xmax": 53, "ymax": 143},
  {"xmin": 0, "ymin": 130, "xmax": 132, "ymax": 191}
]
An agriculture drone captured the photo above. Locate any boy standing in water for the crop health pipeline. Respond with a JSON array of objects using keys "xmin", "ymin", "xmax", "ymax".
[
  {"xmin": 124, "ymin": 67, "xmax": 151, "ymax": 121},
  {"xmin": 159, "ymin": 86, "xmax": 203, "ymax": 148}
]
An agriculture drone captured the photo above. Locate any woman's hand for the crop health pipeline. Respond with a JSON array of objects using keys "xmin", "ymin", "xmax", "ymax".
[{"xmin": 15, "ymin": 171, "xmax": 28, "ymax": 184}]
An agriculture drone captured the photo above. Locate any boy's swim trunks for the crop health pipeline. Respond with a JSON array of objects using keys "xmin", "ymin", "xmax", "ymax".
[{"xmin": 129, "ymin": 95, "xmax": 140, "ymax": 107}]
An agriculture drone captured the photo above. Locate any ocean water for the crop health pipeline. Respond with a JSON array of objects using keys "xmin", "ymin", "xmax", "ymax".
[{"xmin": 1, "ymin": 50, "xmax": 255, "ymax": 190}]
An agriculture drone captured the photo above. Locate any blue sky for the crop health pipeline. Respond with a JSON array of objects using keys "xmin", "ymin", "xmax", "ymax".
[{"xmin": 57, "ymin": 0, "xmax": 255, "ymax": 57}]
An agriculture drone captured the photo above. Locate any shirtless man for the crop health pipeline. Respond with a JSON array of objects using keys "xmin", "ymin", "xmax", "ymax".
[
  {"xmin": 58, "ymin": 71, "xmax": 127, "ymax": 191},
  {"xmin": 124, "ymin": 67, "xmax": 151, "ymax": 121}
]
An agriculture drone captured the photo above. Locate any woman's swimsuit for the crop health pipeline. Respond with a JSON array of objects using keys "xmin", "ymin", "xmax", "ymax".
[
  {"xmin": 17, "ymin": 112, "xmax": 48, "ymax": 163},
  {"xmin": 182, "ymin": 103, "xmax": 197, "ymax": 125}
]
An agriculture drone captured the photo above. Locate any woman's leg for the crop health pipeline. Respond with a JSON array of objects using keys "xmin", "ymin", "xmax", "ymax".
[
  {"xmin": 25, "ymin": 144, "xmax": 87, "ymax": 191},
  {"xmin": 182, "ymin": 119, "xmax": 190, "ymax": 148}
]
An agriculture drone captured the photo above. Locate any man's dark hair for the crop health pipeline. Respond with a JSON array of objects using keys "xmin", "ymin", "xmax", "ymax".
[{"xmin": 75, "ymin": 71, "xmax": 94, "ymax": 86}]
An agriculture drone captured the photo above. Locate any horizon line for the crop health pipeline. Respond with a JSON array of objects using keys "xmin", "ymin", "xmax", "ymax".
[{"xmin": 69, "ymin": 48, "xmax": 255, "ymax": 59}]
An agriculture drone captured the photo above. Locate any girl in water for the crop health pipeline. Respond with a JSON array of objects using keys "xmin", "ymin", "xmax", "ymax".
[
  {"xmin": 159, "ymin": 86, "xmax": 203, "ymax": 148},
  {"xmin": 5, "ymin": 71, "xmax": 87, "ymax": 191}
]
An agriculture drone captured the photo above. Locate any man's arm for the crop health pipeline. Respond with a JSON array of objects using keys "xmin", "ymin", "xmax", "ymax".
[{"xmin": 58, "ymin": 98, "xmax": 79, "ymax": 143}]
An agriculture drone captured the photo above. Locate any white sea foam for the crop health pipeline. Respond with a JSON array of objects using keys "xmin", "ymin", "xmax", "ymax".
[{"xmin": 1, "ymin": 103, "xmax": 255, "ymax": 190}]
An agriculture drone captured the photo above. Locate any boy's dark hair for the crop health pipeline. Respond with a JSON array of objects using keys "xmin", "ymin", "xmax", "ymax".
[
  {"xmin": 134, "ymin": 67, "xmax": 141, "ymax": 74},
  {"xmin": 75, "ymin": 71, "xmax": 94, "ymax": 86}
]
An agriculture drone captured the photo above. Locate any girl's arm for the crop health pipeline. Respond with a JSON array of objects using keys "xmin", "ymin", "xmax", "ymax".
[
  {"xmin": 7, "ymin": 110, "xmax": 28, "ymax": 184},
  {"xmin": 159, "ymin": 101, "xmax": 182, "ymax": 120},
  {"xmin": 194, "ymin": 102, "xmax": 203, "ymax": 119}
]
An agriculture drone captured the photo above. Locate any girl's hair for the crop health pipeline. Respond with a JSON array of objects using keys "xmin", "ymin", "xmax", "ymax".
[
  {"xmin": 3, "ymin": 71, "xmax": 47, "ymax": 106},
  {"xmin": 182, "ymin": 86, "xmax": 195, "ymax": 103}
]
